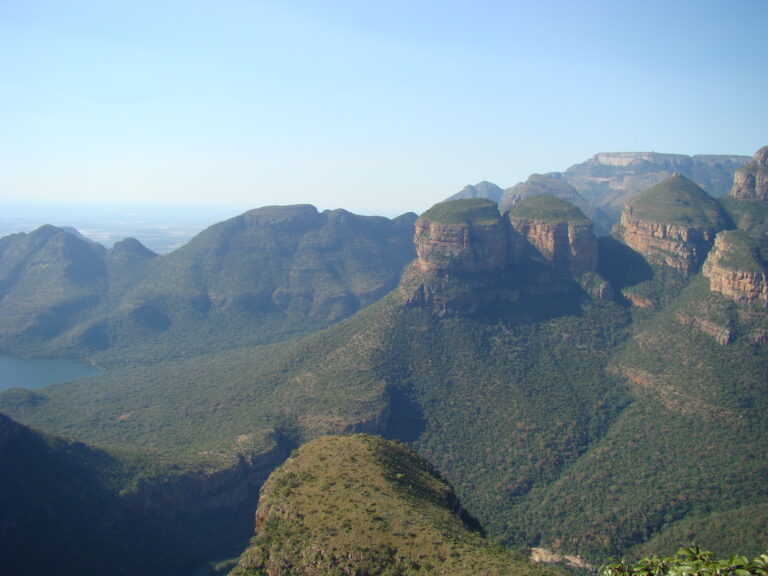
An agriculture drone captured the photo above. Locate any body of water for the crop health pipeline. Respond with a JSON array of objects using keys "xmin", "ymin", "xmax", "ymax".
[{"xmin": 0, "ymin": 354, "xmax": 101, "ymax": 392}]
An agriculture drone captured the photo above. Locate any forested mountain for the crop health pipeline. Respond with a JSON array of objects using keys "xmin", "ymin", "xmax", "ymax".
[
  {"xmin": 0, "ymin": 205, "xmax": 416, "ymax": 365},
  {"xmin": 1, "ymin": 148, "xmax": 766, "ymax": 575}
]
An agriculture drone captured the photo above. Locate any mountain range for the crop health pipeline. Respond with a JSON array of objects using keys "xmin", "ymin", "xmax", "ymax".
[{"xmin": 1, "ymin": 147, "xmax": 767, "ymax": 575}]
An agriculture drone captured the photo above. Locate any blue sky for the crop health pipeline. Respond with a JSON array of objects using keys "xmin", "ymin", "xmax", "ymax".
[{"xmin": 2, "ymin": 0, "xmax": 767, "ymax": 216}]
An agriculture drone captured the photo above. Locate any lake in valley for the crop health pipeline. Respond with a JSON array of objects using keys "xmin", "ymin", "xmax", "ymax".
[{"xmin": 0, "ymin": 354, "xmax": 101, "ymax": 392}]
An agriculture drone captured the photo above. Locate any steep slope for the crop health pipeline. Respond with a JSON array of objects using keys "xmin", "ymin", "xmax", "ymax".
[
  {"xmin": 0, "ymin": 411, "xmax": 286, "ymax": 576},
  {"xmin": 562, "ymin": 152, "xmax": 748, "ymax": 219},
  {"xmin": 0, "ymin": 201, "xmax": 631, "ymax": 565},
  {"xmin": 0, "ymin": 206, "xmax": 417, "ymax": 364},
  {"xmin": 702, "ymin": 230, "xmax": 768, "ymax": 304},
  {"xmin": 540, "ymin": 275, "xmax": 768, "ymax": 559},
  {"xmin": 507, "ymin": 195, "xmax": 598, "ymax": 275},
  {"xmin": 614, "ymin": 174, "xmax": 729, "ymax": 275},
  {"xmin": 231, "ymin": 434, "xmax": 562, "ymax": 576},
  {"xmin": 0, "ymin": 226, "xmax": 108, "ymax": 352}
]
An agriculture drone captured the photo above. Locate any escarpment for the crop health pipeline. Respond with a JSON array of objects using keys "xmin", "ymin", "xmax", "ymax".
[
  {"xmin": 507, "ymin": 195, "xmax": 598, "ymax": 275},
  {"xmin": 414, "ymin": 199, "xmax": 508, "ymax": 274},
  {"xmin": 703, "ymin": 231, "xmax": 768, "ymax": 304},
  {"xmin": 730, "ymin": 146, "xmax": 768, "ymax": 201},
  {"xmin": 403, "ymin": 196, "xmax": 600, "ymax": 315},
  {"xmin": 615, "ymin": 174, "xmax": 728, "ymax": 274}
]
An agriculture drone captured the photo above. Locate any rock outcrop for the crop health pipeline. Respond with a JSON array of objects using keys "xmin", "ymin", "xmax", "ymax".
[
  {"xmin": 703, "ymin": 230, "xmax": 768, "ymax": 304},
  {"xmin": 507, "ymin": 195, "xmax": 598, "ymax": 274},
  {"xmin": 730, "ymin": 146, "xmax": 768, "ymax": 201},
  {"xmin": 403, "ymin": 197, "xmax": 604, "ymax": 315},
  {"xmin": 615, "ymin": 174, "xmax": 728, "ymax": 274},
  {"xmin": 414, "ymin": 199, "xmax": 508, "ymax": 274},
  {"xmin": 404, "ymin": 199, "xmax": 513, "ymax": 315}
]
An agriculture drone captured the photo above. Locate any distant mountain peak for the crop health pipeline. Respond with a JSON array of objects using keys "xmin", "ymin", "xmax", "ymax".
[{"xmin": 447, "ymin": 181, "xmax": 504, "ymax": 202}]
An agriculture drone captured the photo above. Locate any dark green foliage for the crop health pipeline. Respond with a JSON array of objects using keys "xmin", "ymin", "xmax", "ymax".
[
  {"xmin": 602, "ymin": 546, "xmax": 768, "ymax": 576},
  {"xmin": 2, "ymin": 181, "xmax": 768, "ymax": 574},
  {"xmin": 420, "ymin": 198, "xmax": 500, "ymax": 224},
  {"xmin": 597, "ymin": 237, "xmax": 654, "ymax": 290},
  {"xmin": 507, "ymin": 194, "xmax": 591, "ymax": 223}
]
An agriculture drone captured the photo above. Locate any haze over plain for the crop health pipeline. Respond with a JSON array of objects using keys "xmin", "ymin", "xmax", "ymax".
[{"xmin": 1, "ymin": 0, "xmax": 767, "ymax": 218}]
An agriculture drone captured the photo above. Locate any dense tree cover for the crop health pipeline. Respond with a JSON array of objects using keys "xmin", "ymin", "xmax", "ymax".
[
  {"xmin": 231, "ymin": 434, "xmax": 564, "ymax": 576},
  {"xmin": 2, "ymin": 183, "xmax": 768, "ymax": 572}
]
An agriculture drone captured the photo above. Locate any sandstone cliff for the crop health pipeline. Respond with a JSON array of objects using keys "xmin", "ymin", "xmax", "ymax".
[
  {"xmin": 414, "ymin": 199, "xmax": 508, "ymax": 274},
  {"xmin": 615, "ymin": 174, "xmax": 728, "ymax": 274},
  {"xmin": 402, "ymin": 197, "xmax": 606, "ymax": 316},
  {"xmin": 404, "ymin": 198, "xmax": 513, "ymax": 315},
  {"xmin": 730, "ymin": 146, "xmax": 768, "ymax": 201},
  {"xmin": 702, "ymin": 230, "xmax": 768, "ymax": 304},
  {"xmin": 507, "ymin": 195, "xmax": 598, "ymax": 275}
]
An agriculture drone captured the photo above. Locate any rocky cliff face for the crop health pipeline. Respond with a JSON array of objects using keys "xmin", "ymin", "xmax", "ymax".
[
  {"xmin": 702, "ymin": 231, "xmax": 768, "ymax": 304},
  {"xmin": 618, "ymin": 212, "xmax": 718, "ymax": 274},
  {"xmin": 616, "ymin": 175, "xmax": 728, "ymax": 274},
  {"xmin": 509, "ymin": 218, "xmax": 598, "ymax": 274},
  {"xmin": 403, "ymin": 197, "xmax": 603, "ymax": 315},
  {"xmin": 413, "ymin": 211, "xmax": 508, "ymax": 274},
  {"xmin": 730, "ymin": 146, "xmax": 768, "ymax": 201},
  {"xmin": 404, "ymin": 199, "xmax": 513, "ymax": 315},
  {"xmin": 507, "ymin": 195, "xmax": 598, "ymax": 275}
]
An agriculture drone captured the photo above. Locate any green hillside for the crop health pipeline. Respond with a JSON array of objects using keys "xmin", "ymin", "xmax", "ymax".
[
  {"xmin": 507, "ymin": 194, "xmax": 591, "ymax": 223},
  {"xmin": 2, "ymin": 179, "xmax": 768, "ymax": 573},
  {"xmin": 231, "ymin": 434, "xmax": 562, "ymax": 576},
  {"xmin": 420, "ymin": 198, "xmax": 500, "ymax": 224},
  {"xmin": 0, "ymin": 206, "xmax": 416, "ymax": 365},
  {"xmin": 623, "ymin": 174, "xmax": 729, "ymax": 228}
]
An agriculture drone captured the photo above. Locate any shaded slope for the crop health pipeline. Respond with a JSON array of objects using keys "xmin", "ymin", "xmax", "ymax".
[
  {"xmin": 0, "ymin": 206, "xmax": 417, "ymax": 365},
  {"xmin": 231, "ymin": 434, "xmax": 562, "ymax": 576},
  {"xmin": 0, "ymin": 412, "xmax": 284, "ymax": 576},
  {"xmin": 516, "ymin": 276, "xmax": 768, "ymax": 560}
]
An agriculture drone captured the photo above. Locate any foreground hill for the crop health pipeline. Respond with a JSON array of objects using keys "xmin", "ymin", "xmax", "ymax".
[
  {"xmin": 231, "ymin": 434, "xmax": 562, "ymax": 576},
  {"xmin": 0, "ymin": 205, "xmax": 416, "ymax": 365}
]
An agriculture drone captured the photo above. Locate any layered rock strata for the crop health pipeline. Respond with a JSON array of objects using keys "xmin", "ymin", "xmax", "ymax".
[
  {"xmin": 507, "ymin": 195, "xmax": 598, "ymax": 275},
  {"xmin": 404, "ymin": 197, "xmax": 601, "ymax": 315},
  {"xmin": 702, "ymin": 231, "xmax": 768, "ymax": 304},
  {"xmin": 616, "ymin": 174, "xmax": 728, "ymax": 274}
]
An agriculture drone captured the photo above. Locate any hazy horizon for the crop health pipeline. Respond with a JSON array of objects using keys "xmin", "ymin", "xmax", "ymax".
[{"xmin": 2, "ymin": 1, "xmax": 767, "ymax": 216}]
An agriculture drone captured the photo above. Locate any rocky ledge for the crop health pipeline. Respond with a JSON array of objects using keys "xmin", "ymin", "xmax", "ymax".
[
  {"xmin": 507, "ymin": 195, "xmax": 598, "ymax": 275},
  {"xmin": 702, "ymin": 230, "xmax": 768, "ymax": 304}
]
